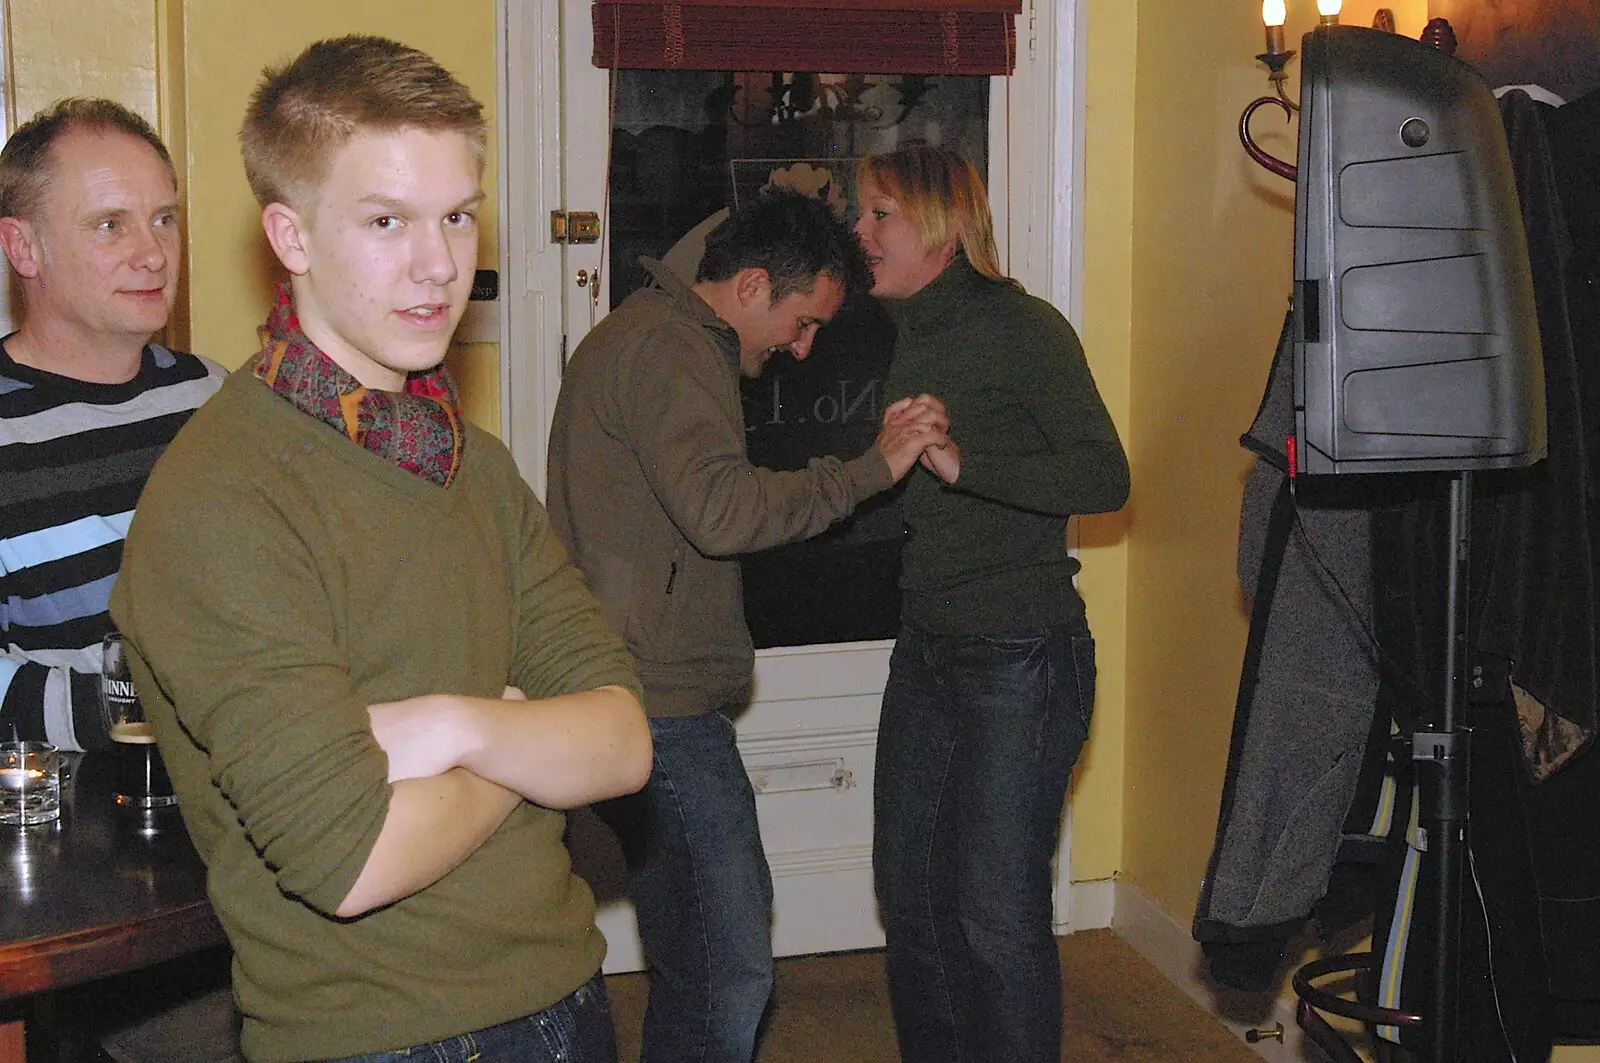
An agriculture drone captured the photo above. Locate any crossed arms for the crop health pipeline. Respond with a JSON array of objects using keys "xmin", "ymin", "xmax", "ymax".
[{"xmin": 344, "ymin": 683, "xmax": 648, "ymax": 917}]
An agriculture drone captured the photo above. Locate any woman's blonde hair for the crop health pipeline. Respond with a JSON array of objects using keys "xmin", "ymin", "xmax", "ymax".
[{"xmin": 855, "ymin": 144, "xmax": 1018, "ymax": 288}]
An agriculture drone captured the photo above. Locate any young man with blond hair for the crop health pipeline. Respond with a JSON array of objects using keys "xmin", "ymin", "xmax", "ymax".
[{"xmin": 111, "ymin": 36, "xmax": 649, "ymax": 1063}]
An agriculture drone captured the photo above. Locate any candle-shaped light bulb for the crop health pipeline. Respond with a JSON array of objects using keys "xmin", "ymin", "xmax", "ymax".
[
  {"xmin": 1262, "ymin": 0, "xmax": 1287, "ymax": 56},
  {"xmin": 1317, "ymin": 0, "xmax": 1342, "ymax": 23}
]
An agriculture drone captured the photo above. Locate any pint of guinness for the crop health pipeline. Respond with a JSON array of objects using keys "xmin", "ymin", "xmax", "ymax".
[{"xmin": 102, "ymin": 634, "xmax": 178, "ymax": 809}]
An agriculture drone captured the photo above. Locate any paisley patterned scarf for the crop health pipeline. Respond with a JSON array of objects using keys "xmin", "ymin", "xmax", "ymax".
[{"xmin": 251, "ymin": 282, "xmax": 464, "ymax": 487}]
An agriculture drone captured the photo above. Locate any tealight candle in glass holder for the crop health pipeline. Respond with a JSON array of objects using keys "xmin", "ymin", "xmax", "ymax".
[{"xmin": 0, "ymin": 741, "xmax": 60, "ymax": 825}]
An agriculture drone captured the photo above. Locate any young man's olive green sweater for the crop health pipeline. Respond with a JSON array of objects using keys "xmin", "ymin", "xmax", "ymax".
[
  {"xmin": 111, "ymin": 368, "xmax": 641, "ymax": 1063},
  {"xmin": 881, "ymin": 256, "xmax": 1129, "ymax": 634}
]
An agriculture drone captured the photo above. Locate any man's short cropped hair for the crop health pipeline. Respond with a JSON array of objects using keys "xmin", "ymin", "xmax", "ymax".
[
  {"xmin": 0, "ymin": 98, "xmax": 175, "ymax": 221},
  {"xmin": 240, "ymin": 35, "xmax": 486, "ymax": 211},
  {"xmin": 697, "ymin": 190, "xmax": 871, "ymax": 302}
]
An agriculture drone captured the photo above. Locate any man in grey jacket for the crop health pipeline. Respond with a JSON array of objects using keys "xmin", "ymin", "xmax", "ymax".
[{"xmin": 547, "ymin": 191, "xmax": 946, "ymax": 1063}]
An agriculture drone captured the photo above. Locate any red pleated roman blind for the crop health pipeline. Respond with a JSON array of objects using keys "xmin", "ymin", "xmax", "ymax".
[{"xmin": 592, "ymin": 0, "xmax": 1022, "ymax": 75}]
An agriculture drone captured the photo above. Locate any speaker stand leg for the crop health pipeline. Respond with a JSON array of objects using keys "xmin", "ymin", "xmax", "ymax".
[{"xmin": 1416, "ymin": 469, "xmax": 1472, "ymax": 1063}]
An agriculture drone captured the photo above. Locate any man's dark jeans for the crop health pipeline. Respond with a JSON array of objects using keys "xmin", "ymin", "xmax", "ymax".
[
  {"xmin": 596, "ymin": 711, "xmax": 774, "ymax": 1063},
  {"xmin": 874, "ymin": 623, "xmax": 1096, "ymax": 1063},
  {"xmin": 325, "ymin": 972, "xmax": 615, "ymax": 1063}
]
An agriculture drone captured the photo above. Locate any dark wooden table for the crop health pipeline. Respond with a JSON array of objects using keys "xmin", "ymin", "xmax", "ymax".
[{"xmin": 0, "ymin": 753, "xmax": 224, "ymax": 1061}]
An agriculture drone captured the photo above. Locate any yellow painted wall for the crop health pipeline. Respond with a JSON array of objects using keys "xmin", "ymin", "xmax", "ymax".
[
  {"xmin": 7, "ymin": 0, "xmax": 158, "ymax": 122},
  {"xmin": 1118, "ymin": 0, "xmax": 1425, "ymax": 923},
  {"xmin": 1066, "ymin": 0, "xmax": 1138, "ymax": 884},
  {"xmin": 1120, "ymin": 0, "xmax": 1289, "ymax": 922}
]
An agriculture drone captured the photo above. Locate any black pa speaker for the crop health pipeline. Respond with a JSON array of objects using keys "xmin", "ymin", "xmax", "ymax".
[{"xmin": 1293, "ymin": 25, "xmax": 1545, "ymax": 475}]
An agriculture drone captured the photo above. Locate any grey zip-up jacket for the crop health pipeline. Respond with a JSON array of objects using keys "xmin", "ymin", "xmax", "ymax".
[{"xmin": 546, "ymin": 258, "xmax": 894, "ymax": 717}]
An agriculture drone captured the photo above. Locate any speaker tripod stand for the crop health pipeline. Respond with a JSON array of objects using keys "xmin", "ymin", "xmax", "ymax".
[{"xmin": 1294, "ymin": 469, "xmax": 1473, "ymax": 1063}]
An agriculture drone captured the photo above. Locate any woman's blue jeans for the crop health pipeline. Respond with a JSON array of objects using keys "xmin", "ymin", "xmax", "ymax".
[
  {"xmin": 323, "ymin": 972, "xmax": 615, "ymax": 1063},
  {"xmin": 874, "ymin": 623, "xmax": 1096, "ymax": 1063}
]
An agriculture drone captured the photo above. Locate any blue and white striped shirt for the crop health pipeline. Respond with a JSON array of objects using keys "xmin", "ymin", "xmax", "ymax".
[{"xmin": 0, "ymin": 340, "xmax": 224, "ymax": 749}]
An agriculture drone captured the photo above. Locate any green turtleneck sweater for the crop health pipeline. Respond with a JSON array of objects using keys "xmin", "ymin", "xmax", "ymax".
[{"xmin": 881, "ymin": 256, "xmax": 1128, "ymax": 634}]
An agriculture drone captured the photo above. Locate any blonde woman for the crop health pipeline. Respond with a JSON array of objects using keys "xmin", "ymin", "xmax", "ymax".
[{"xmin": 857, "ymin": 145, "xmax": 1128, "ymax": 1063}]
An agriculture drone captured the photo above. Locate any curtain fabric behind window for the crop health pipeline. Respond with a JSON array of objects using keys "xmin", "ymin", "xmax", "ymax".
[{"xmin": 592, "ymin": 0, "xmax": 1021, "ymax": 75}]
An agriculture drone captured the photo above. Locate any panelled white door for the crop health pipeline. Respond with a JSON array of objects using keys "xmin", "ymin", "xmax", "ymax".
[{"xmin": 499, "ymin": 0, "xmax": 1086, "ymax": 973}]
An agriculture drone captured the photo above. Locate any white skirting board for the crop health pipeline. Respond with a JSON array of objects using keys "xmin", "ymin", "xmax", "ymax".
[
  {"xmin": 1108, "ymin": 881, "xmax": 1313, "ymax": 1062},
  {"xmin": 1064, "ymin": 877, "xmax": 1115, "ymax": 933}
]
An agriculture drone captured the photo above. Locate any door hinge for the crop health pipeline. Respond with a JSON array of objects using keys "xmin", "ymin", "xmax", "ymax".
[{"xmin": 550, "ymin": 210, "xmax": 602, "ymax": 244}]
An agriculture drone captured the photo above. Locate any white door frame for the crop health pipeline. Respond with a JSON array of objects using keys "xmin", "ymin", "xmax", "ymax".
[
  {"xmin": 496, "ymin": 0, "xmax": 566, "ymax": 499},
  {"xmin": 495, "ymin": 0, "xmax": 1091, "ymax": 947}
]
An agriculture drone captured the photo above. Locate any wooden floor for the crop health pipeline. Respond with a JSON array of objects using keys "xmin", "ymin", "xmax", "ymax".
[{"xmin": 606, "ymin": 929, "xmax": 1264, "ymax": 1063}]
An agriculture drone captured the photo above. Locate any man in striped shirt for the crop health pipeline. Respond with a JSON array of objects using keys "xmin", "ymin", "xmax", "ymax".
[{"xmin": 0, "ymin": 99, "xmax": 223, "ymax": 751}]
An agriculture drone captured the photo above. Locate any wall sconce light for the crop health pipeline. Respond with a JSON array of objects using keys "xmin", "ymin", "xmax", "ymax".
[
  {"xmin": 1255, "ymin": 0, "xmax": 1344, "ymax": 111},
  {"xmin": 1257, "ymin": 0, "xmax": 1296, "ymax": 110},
  {"xmin": 1242, "ymin": 4, "xmax": 1426, "ymax": 182}
]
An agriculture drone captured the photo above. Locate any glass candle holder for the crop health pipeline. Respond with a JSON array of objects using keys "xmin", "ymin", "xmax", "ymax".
[{"xmin": 0, "ymin": 741, "xmax": 61, "ymax": 825}]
